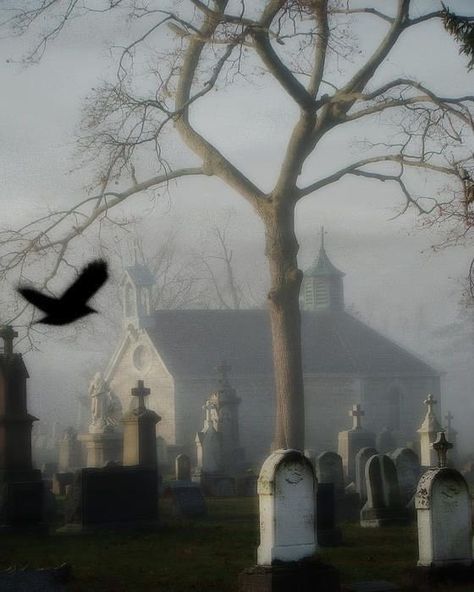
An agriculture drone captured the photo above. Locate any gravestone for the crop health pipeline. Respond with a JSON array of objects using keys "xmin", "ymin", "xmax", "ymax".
[
  {"xmin": 239, "ymin": 449, "xmax": 340, "ymax": 592},
  {"xmin": 122, "ymin": 380, "xmax": 161, "ymax": 467},
  {"xmin": 338, "ymin": 404, "xmax": 376, "ymax": 482},
  {"xmin": 416, "ymin": 432, "xmax": 472, "ymax": 570},
  {"xmin": 62, "ymin": 464, "xmax": 159, "ymax": 531},
  {"xmin": 360, "ymin": 454, "xmax": 409, "ymax": 527},
  {"xmin": 175, "ymin": 453, "xmax": 191, "ymax": 482},
  {"xmin": 390, "ymin": 448, "xmax": 420, "ymax": 505},
  {"xmin": 316, "ymin": 452, "xmax": 344, "ymax": 496},
  {"xmin": 0, "ymin": 326, "xmax": 44, "ymax": 531},
  {"xmin": 317, "ymin": 483, "xmax": 343, "ymax": 547},
  {"xmin": 355, "ymin": 447, "xmax": 377, "ymax": 503},
  {"xmin": 167, "ymin": 482, "xmax": 207, "ymax": 518},
  {"xmin": 417, "ymin": 394, "xmax": 442, "ymax": 468}
]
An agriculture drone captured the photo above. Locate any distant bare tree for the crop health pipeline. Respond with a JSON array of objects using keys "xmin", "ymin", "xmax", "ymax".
[{"xmin": 1, "ymin": 1, "xmax": 474, "ymax": 449}]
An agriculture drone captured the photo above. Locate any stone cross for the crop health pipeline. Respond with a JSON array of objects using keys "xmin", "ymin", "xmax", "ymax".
[
  {"xmin": 350, "ymin": 404, "xmax": 364, "ymax": 429},
  {"xmin": 131, "ymin": 380, "xmax": 150, "ymax": 411},
  {"xmin": 0, "ymin": 325, "xmax": 18, "ymax": 356},
  {"xmin": 424, "ymin": 394, "xmax": 437, "ymax": 415},
  {"xmin": 216, "ymin": 360, "xmax": 231, "ymax": 387},
  {"xmin": 445, "ymin": 411, "xmax": 454, "ymax": 431},
  {"xmin": 432, "ymin": 431, "xmax": 453, "ymax": 468}
]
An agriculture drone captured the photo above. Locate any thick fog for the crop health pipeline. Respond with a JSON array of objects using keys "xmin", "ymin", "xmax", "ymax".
[{"xmin": 1, "ymin": 1, "xmax": 474, "ymax": 455}]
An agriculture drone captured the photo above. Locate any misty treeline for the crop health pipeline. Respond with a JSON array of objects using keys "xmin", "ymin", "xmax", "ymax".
[{"xmin": 0, "ymin": 1, "xmax": 473, "ymax": 449}]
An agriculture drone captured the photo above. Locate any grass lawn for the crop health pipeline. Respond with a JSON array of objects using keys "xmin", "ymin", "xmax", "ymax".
[{"xmin": 0, "ymin": 497, "xmax": 472, "ymax": 591}]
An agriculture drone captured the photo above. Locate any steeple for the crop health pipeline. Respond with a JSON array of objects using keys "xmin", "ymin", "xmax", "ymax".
[
  {"xmin": 302, "ymin": 228, "xmax": 345, "ymax": 311},
  {"xmin": 120, "ymin": 238, "xmax": 155, "ymax": 329}
]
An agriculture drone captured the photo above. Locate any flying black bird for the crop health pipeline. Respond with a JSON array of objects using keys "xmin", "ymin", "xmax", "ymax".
[{"xmin": 18, "ymin": 259, "xmax": 109, "ymax": 325}]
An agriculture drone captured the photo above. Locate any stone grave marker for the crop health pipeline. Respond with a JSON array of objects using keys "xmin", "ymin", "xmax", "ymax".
[
  {"xmin": 338, "ymin": 404, "xmax": 376, "ymax": 482},
  {"xmin": 317, "ymin": 483, "xmax": 342, "ymax": 547},
  {"xmin": 355, "ymin": 447, "xmax": 377, "ymax": 503},
  {"xmin": 360, "ymin": 454, "xmax": 409, "ymax": 527},
  {"xmin": 52, "ymin": 473, "xmax": 74, "ymax": 496},
  {"xmin": 62, "ymin": 464, "xmax": 159, "ymax": 531},
  {"xmin": 417, "ymin": 394, "xmax": 442, "ymax": 468},
  {"xmin": 168, "ymin": 483, "xmax": 207, "ymax": 518},
  {"xmin": 390, "ymin": 448, "xmax": 420, "ymax": 505},
  {"xmin": 175, "ymin": 453, "xmax": 191, "ymax": 482},
  {"xmin": 239, "ymin": 449, "xmax": 340, "ymax": 592},
  {"xmin": 316, "ymin": 452, "xmax": 344, "ymax": 496},
  {"xmin": 416, "ymin": 432, "xmax": 472, "ymax": 569}
]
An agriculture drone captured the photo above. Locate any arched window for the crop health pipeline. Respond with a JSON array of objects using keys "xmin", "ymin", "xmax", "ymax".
[
  {"xmin": 388, "ymin": 386, "xmax": 401, "ymax": 431},
  {"xmin": 124, "ymin": 283, "xmax": 135, "ymax": 317}
]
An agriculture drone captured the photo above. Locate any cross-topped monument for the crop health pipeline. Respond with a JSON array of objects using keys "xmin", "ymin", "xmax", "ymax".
[
  {"xmin": 350, "ymin": 404, "xmax": 364, "ymax": 430},
  {"xmin": 424, "ymin": 394, "xmax": 437, "ymax": 415},
  {"xmin": 131, "ymin": 379, "xmax": 150, "ymax": 412},
  {"xmin": 0, "ymin": 325, "xmax": 18, "ymax": 356},
  {"xmin": 216, "ymin": 360, "xmax": 232, "ymax": 387}
]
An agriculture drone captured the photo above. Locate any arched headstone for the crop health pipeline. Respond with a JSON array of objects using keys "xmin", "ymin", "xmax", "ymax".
[
  {"xmin": 175, "ymin": 453, "xmax": 191, "ymax": 482},
  {"xmin": 360, "ymin": 454, "xmax": 409, "ymax": 527},
  {"xmin": 416, "ymin": 468, "xmax": 472, "ymax": 567},
  {"xmin": 355, "ymin": 447, "xmax": 377, "ymax": 503},
  {"xmin": 390, "ymin": 447, "xmax": 420, "ymax": 505},
  {"xmin": 316, "ymin": 452, "xmax": 344, "ymax": 496},
  {"xmin": 257, "ymin": 449, "xmax": 317, "ymax": 565}
]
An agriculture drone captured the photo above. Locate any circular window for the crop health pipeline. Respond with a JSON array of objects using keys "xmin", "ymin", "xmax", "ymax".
[{"xmin": 133, "ymin": 345, "xmax": 151, "ymax": 372}]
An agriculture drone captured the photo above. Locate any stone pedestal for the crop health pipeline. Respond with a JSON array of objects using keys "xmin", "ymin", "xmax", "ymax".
[
  {"xmin": 78, "ymin": 432, "xmax": 122, "ymax": 468},
  {"xmin": 239, "ymin": 560, "xmax": 340, "ymax": 592},
  {"xmin": 0, "ymin": 326, "xmax": 44, "ymax": 531}
]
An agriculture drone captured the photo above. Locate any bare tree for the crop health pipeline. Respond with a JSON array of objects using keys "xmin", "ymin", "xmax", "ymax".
[{"xmin": 1, "ymin": 1, "xmax": 474, "ymax": 449}]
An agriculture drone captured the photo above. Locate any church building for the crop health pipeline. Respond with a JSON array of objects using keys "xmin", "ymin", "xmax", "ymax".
[{"xmin": 103, "ymin": 238, "xmax": 441, "ymax": 464}]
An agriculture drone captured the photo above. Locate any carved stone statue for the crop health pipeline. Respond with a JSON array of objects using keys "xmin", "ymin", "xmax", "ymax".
[{"xmin": 88, "ymin": 372, "xmax": 122, "ymax": 434}]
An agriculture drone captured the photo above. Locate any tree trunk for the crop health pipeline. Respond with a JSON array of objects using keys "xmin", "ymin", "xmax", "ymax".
[{"xmin": 264, "ymin": 201, "xmax": 305, "ymax": 450}]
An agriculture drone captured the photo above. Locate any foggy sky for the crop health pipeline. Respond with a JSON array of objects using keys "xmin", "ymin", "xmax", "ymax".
[{"xmin": 1, "ymin": 1, "xmax": 474, "ymax": 449}]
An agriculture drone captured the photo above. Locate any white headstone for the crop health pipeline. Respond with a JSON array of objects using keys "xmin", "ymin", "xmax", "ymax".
[
  {"xmin": 416, "ymin": 468, "xmax": 472, "ymax": 567},
  {"xmin": 257, "ymin": 449, "xmax": 317, "ymax": 565},
  {"xmin": 417, "ymin": 394, "xmax": 442, "ymax": 468}
]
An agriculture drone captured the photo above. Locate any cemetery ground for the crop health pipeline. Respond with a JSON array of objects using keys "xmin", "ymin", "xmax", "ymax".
[{"xmin": 0, "ymin": 497, "xmax": 472, "ymax": 592}]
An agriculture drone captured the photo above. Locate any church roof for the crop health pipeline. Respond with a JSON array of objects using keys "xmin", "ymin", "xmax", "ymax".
[{"xmin": 145, "ymin": 309, "xmax": 438, "ymax": 378}]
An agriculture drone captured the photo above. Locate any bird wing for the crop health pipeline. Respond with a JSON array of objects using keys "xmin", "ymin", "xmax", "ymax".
[
  {"xmin": 18, "ymin": 288, "xmax": 57, "ymax": 313},
  {"xmin": 61, "ymin": 259, "xmax": 109, "ymax": 304}
]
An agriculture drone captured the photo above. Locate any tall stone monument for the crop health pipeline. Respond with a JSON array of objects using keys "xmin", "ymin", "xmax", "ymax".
[
  {"xmin": 78, "ymin": 371, "xmax": 123, "ymax": 468},
  {"xmin": 0, "ymin": 326, "xmax": 44, "ymax": 530},
  {"xmin": 337, "ymin": 403, "xmax": 376, "ymax": 482},
  {"xmin": 417, "ymin": 394, "xmax": 442, "ymax": 468},
  {"xmin": 122, "ymin": 380, "xmax": 161, "ymax": 467}
]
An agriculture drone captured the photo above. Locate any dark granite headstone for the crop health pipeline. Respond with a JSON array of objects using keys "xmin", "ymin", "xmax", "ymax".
[
  {"xmin": 169, "ymin": 483, "xmax": 207, "ymax": 518},
  {"xmin": 63, "ymin": 465, "xmax": 158, "ymax": 530},
  {"xmin": 317, "ymin": 483, "xmax": 342, "ymax": 546}
]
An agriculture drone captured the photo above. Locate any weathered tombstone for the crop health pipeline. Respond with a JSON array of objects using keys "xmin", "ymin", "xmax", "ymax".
[
  {"xmin": 0, "ymin": 326, "xmax": 44, "ymax": 531},
  {"xmin": 316, "ymin": 452, "xmax": 344, "ymax": 496},
  {"xmin": 167, "ymin": 482, "xmax": 207, "ymax": 518},
  {"xmin": 239, "ymin": 449, "xmax": 340, "ymax": 592},
  {"xmin": 338, "ymin": 404, "xmax": 376, "ymax": 482},
  {"xmin": 360, "ymin": 454, "xmax": 409, "ymax": 527},
  {"xmin": 390, "ymin": 448, "xmax": 420, "ymax": 505},
  {"xmin": 355, "ymin": 447, "xmax": 377, "ymax": 503},
  {"xmin": 61, "ymin": 464, "xmax": 159, "ymax": 532},
  {"xmin": 122, "ymin": 380, "xmax": 161, "ymax": 467},
  {"xmin": 175, "ymin": 453, "xmax": 191, "ymax": 482},
  {"xmin": 376, "ymin": 428, "xmax": 397, "ymax": 455},
  {"xmin": 417, "ymin": 394, "xmax": 442, "ymax": 468},
  {"xmin": 317, "ymin": 483, "xmax": 343, "ymax": 547},
  {"xmin": 416, "ymin": 432, "xmax": 472, "ymax": 571}
]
